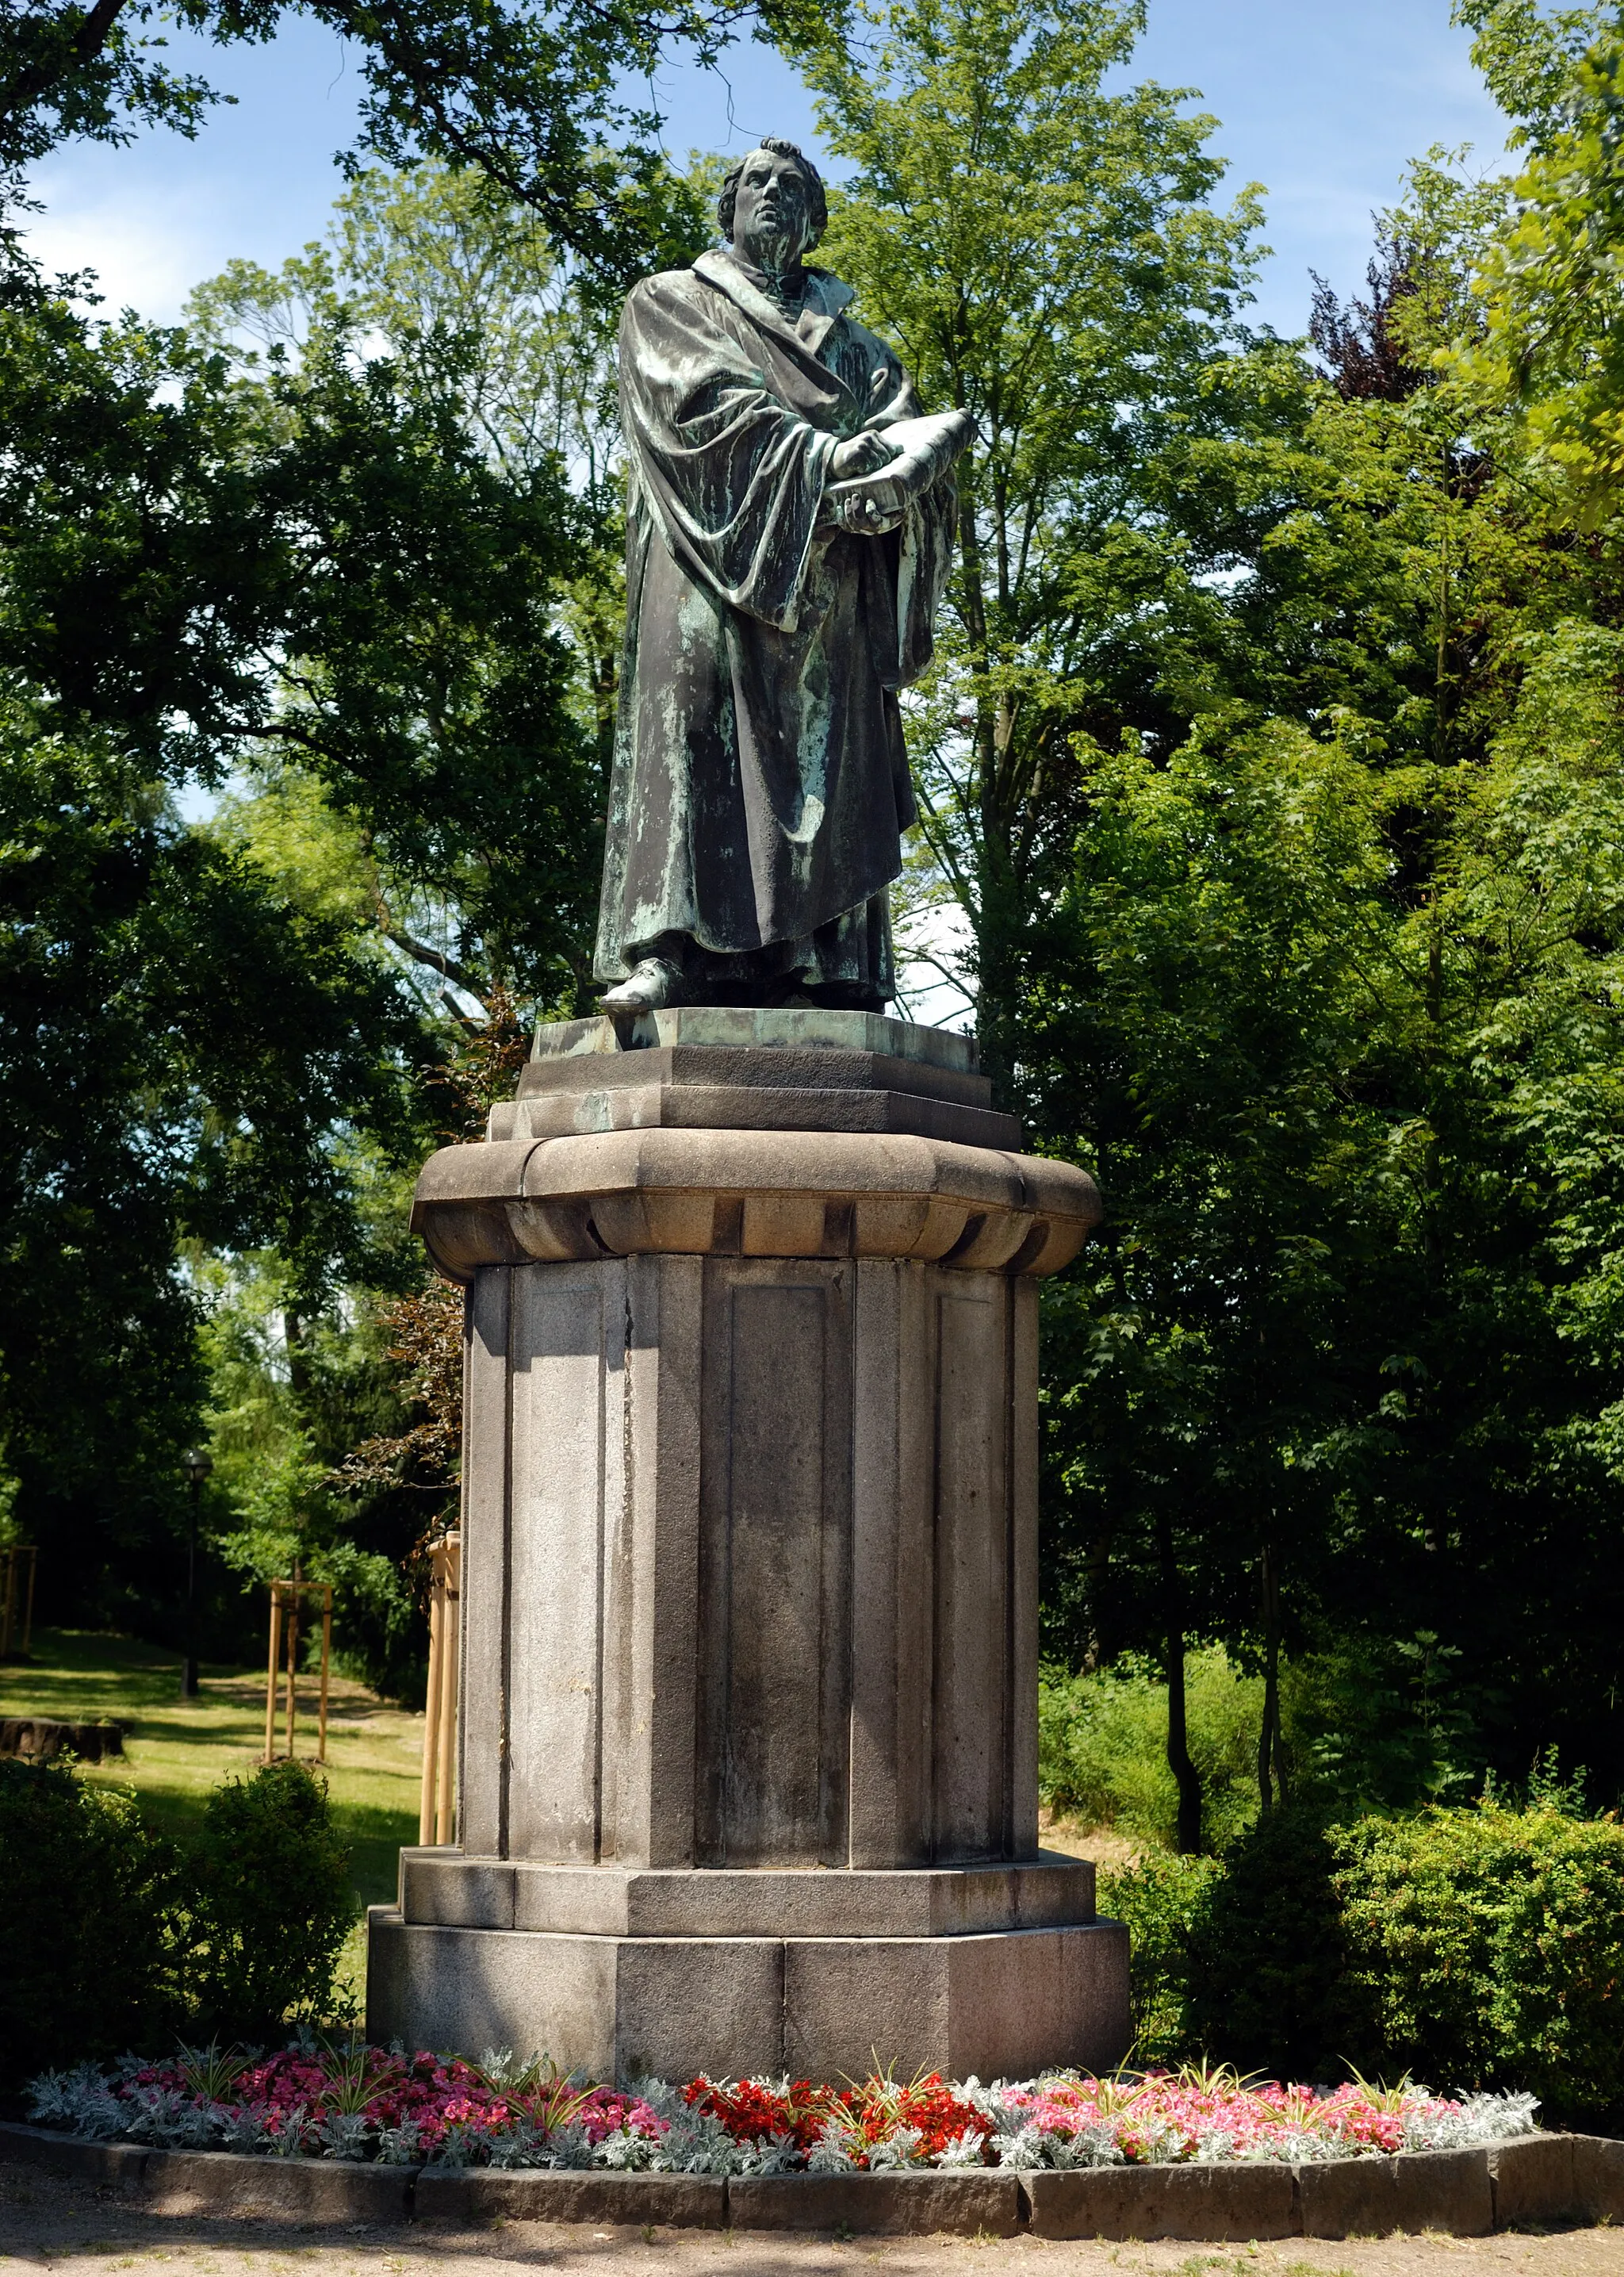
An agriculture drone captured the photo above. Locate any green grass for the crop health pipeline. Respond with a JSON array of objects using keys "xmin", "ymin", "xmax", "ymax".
[{"xmin": 0, "ymin": 1627, "xmax": 425, "ymax": 2012}]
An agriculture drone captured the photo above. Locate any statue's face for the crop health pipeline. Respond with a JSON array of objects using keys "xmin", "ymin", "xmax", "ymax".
[{"xmin": 731, "ymin": 148, "xmax": 816, "ymax": 273}]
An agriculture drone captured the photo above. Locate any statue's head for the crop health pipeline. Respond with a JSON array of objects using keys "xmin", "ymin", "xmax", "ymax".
[{"xmin": 718, "ymin": 139, "xmax": 828, "ymax": 274}]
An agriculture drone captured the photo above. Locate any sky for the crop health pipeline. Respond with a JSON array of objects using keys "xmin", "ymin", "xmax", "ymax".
[{"xmin": 22, "ymin": 0, "xmax": 1509, "ymax": 339}]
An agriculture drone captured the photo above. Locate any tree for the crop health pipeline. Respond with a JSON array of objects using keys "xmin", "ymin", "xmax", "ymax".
[
  {"xmin": 162, "ymin": 170, "xmax": 650, "ymax": 1685},
  {"xmin": 802, "ymin": 0, "xmax": 1291, "ymax": 1078},
  {"xmin": 1451, "ymin": 0, "xmax": 1624, "ymax": 523},
  {"xmin": 802, "ymin": 0, "xmax": 1624, "ymax": 1822},
  {"xmin": 316, "ymin": 163, "xmax": 632, "ymax": 776},
  {"xmin": 1036, "ymin": 144, "xmax": 1624, "ymax": 1816},
  {"xmin": 0, "ymin": 228, "xmax": 602, "ymax": 1635},
  {"xmin": 0, "ymin": 0, "xmax": 814, "ymax": 273},
  {"xmin": 185, "ymin": 156, "xmax": 652, "ymax": 944},
  {"xmin": 0, "ymin": 691, "xmax": 425, "ymax": 1633},
  {"xmin": 1032, "ymin": 720, "xmax": 1397, "ymax": 1846}
]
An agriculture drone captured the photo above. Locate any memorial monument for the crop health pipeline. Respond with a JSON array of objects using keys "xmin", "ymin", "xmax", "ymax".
[{"xmin": 367, "ymin": 138, "xmax": 1130, "ymax": 2081}]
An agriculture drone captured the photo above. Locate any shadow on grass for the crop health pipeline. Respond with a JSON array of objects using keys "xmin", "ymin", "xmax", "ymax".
[{"xmin": 0, "ymin": 1627, "xmax": 421, "ymax": 1911}]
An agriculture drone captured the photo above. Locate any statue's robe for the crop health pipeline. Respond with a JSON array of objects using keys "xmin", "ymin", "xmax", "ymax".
[{"xmin": 594, "ymin": 247, "xmax": 958, "ymax": 998}]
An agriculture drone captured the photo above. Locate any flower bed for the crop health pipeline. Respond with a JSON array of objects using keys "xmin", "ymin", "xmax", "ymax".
[{"xmin": 26, "ymin": 2045, "xmax": 1538, "ymax": 2173}]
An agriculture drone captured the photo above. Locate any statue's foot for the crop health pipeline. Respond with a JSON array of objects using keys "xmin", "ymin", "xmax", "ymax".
[
  {"xmin": 802, "ymin": 983, "xmax": 890, "ymax": 1013},
  {"xmin": 599, "ymin": 956, "xmax": 686, "ymax": 1016}
]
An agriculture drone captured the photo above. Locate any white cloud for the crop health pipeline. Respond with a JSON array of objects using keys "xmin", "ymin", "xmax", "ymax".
[{"xmin": 23, "ymin": 178, "xmax": 220, "ymax": 322}]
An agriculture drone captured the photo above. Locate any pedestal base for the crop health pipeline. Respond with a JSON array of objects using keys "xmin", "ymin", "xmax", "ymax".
[
  {"xmin": 390, "ymin": 1011, "xmax": 1124, "ymax": 2086},
  {"xmin": 366, "ymin": 1906, "xmax": 1128, "ymax": 2083}
]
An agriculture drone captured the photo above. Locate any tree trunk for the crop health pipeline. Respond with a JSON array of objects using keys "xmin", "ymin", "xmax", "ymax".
[
  {"xmin": 1159, "ymin": 1517, "xmax": 1204, "ymax": 1854},
  {"xmin": 283, "ymin": 1309, "xmax": 312, "ymax": 1408},
  {"xmin": 1257, "ymin": 1538, "xmax": 1282, "ymax": 1815}
]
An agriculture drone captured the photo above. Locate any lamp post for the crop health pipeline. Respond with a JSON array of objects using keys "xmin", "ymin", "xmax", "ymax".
[{"xmin": 181, "ymin": 1447, "xmax": 212, "ymax": 1699}]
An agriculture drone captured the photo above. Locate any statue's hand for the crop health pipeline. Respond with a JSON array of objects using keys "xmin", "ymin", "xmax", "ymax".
[
  {"xmin": 836, "ymin": 491, "xmax": 905, "ymax": 537},
  {"xmin": 830, "ymin": 430, "xmax": 898, "ymax": 480}
]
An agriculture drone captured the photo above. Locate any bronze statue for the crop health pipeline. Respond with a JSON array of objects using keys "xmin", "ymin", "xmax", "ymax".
[{"xmin": 596, "ymin": 138, "xmax": 971, "ymax": 1016}]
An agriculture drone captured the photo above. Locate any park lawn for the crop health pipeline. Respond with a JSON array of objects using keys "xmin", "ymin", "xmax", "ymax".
[{"xmin": 0, "ymin": 1627, "xmax": 424, "ymax": 2011}]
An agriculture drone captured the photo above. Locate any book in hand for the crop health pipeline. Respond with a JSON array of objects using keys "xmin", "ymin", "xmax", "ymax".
[{"xmin": 826, "ymin": 408, "xmax": 974, "ymax": 527}]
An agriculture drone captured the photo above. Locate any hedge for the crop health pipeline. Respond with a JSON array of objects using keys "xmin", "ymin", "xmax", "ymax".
[{"xmin": 1100, "ymin": 1798, "xmax": 1624, "ymax": 2123}]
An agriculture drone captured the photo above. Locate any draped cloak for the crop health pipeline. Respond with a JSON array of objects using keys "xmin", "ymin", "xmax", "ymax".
[{"xmin": 593, "ymin": 247, "xmax": 958, "ymax": 993}]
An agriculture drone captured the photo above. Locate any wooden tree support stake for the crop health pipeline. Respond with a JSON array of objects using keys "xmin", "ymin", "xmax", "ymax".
[
  {"xmin": 419, "ymin": 1531, "xmax": 461, "ymax": 1846},
  {"xmin": 262, "ymin": 1576, "xmax": 335, "ymax": 1765}
]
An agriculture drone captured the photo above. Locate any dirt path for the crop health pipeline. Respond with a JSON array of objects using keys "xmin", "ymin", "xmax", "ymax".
[{"xmin": 2, "ymin": 2168, "xmax": 1622, "ymax": 2277}]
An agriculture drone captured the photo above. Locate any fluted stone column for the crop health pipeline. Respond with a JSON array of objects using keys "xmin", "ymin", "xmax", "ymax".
[{"xmin": 366, "ymin": 1009, "xmax": 1129, "ymax": 2081}]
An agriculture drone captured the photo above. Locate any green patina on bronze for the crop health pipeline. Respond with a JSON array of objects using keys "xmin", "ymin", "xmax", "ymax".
[{"xmin": 595, "ymin": 140, "xmax": 969, "ymax": 1015}]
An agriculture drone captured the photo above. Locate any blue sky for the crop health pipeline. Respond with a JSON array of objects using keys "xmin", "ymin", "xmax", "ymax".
[{"xmin": 24, "ymin": 0, "xmax": 1507, "ymax": 338}]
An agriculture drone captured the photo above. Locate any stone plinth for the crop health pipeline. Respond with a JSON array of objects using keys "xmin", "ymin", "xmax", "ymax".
[
  {"xmin": 490, "ymin": 1006, "xmax": 1022, "ymax": 1150},
  {"xmin": 366, "ymin": 1010, "xmax": 1127, "ymax": 2079}
]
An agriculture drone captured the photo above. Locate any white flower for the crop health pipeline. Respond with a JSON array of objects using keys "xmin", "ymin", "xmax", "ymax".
[
  {"xmin": 538, "ymin": 2122, "xmax": 596, "ymax": 2170},
  {"xmin": 1137, "ymin": 2121, "xmax": 1188, "ymax": 2166},
  {"xmin": 119, "ymin": 2084, "xmax": 225, "ymax": 2149},
  {"xmin": 1193, "ymin": 2130, "xmax": 1238, "ymax": 2164},
  {"xmin": 1051, "ymin": 2127, "xmax": 1124, "ymax": 2171},
  {"xmin": 1278, "ymin": 2130, "xmax": 1338, "ymax": 2164},
  {"xmin": 738, "ymin": 2131, "xmax": 802, "ymax": 2176},
  {"xmin": 626, "ymin": 2080, "xmax": 747, "ymax": 2174},
  {"xmin": 1404, "ymin": 2091, "xmax": 1540, "ymax": 2151},
  {"xmin": 423, "ymin": 2128, "xmax": 475, "ymax": 2172},
  {"xmin": 486, "ymin": 2122, "xmax": 547, "ymax": 2168},
  {"xmin": 217, "ymin": 2103, "xmax": 278, "ymax": 2155},
  {"xmin": 261, "ymin": 2108, "xmax": 313, "ymax": 2160},
  {"xmin": 991, "ymin": 2125, "xmax": 1048, "ymax": 2171},
  {"xmin": 596, "ymin": 2128, "xmax": 657, "ymax": 2171}
]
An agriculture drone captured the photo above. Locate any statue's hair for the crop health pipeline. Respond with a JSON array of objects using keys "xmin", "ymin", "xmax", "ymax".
[{"xmin": 717, "ymin": 138, "xmax": 828, "ymax": 250}]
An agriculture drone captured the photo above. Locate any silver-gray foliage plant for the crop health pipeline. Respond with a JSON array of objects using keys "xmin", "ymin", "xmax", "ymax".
[{"xmin": 23, "ymin": 2059, "xmax": 1543, "ymax": 2174}]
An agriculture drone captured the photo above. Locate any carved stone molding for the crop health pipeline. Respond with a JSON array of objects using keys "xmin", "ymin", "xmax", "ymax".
[{"xmin": 412, "ymin": 1126, "xmax": 1101, "ymax": 1285}]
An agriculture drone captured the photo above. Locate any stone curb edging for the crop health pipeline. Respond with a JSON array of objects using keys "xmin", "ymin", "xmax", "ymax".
[{"xmin": 3, "ymin": 2122, "xmax": 1622, "ymax": 2238}]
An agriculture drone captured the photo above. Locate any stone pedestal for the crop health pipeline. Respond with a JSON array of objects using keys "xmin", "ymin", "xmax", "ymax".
[{"xmin": 367, "ymin": 1009, "xmax": 1128, "ymax": 2080}]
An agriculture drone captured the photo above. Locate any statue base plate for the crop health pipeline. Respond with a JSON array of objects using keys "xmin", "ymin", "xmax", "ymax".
[{"xmin": 488, "ymin": 1008, "xmax": 1021, "ymax": 1151}]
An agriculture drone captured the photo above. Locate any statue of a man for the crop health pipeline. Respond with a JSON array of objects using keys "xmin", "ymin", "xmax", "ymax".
[{"xmin": 596, "ymin": 137, "xmax": 971, "ymax": 1015}]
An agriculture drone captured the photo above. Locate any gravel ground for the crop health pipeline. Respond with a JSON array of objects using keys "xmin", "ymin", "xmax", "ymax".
[{"xmin": 1, "ymin": 2168, "xmax": 1622, "ymax": 2277}]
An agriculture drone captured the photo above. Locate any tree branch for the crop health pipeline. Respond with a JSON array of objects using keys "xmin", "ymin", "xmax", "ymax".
[
  {"xmin": 0, "ymin": 0, "xmax": 131, "ymax": 123},
  {"xmin": 383, "ymin": 925, "xmax": 486, "ymax": 999}
]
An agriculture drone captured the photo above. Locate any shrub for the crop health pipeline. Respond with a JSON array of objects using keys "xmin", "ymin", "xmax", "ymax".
[
  {"xmin": 0, "ymin": 1756, "xmax": 179, "ymax": 2088},
  {"xmin": 1282, "ymin": 1634, "xmax": 1480, "ymax": 1814},
  {"xmin": 1040, "ymin": 1638, "xmax": 1484, "ymax": 1858},
  {"xmin": 1335, "ymin": 1803, "xmax": 1624, "ymax": 2122},
  {"xmin": 1038, "ymin": 1648, "xmax": 1263, "ymax": 1852},
  {"xmin": 1185, "ymin": 1802, "xmax": 1356, "ymax": 2081},
  {"xmin": 183, "ymin": 1760, "xmax": 356, "ymax": 2039},
  {"xmin": 1096, "ymin": 1851, "xmax": 1221, "ymax": 2064}
]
